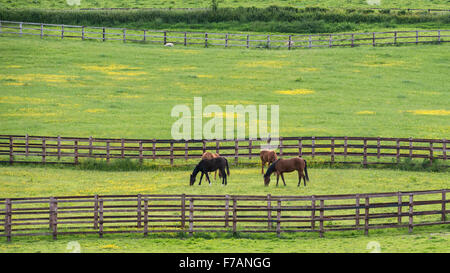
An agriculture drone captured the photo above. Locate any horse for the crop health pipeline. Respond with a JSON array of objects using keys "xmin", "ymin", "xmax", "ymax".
[
  {"xmin": 202, "ymin": 152, "xmax": 221, "ymax": 179},
  {"xmin": 190, "ymin": 157, "xmax": 230, "ymax": 186},
  {"xmin": 260, "ymin": 150, "xmax": 278, "ymax": 174},
  {"xmin": 263, "ymin": 157, "xmax": 309, "ymax": 187}
]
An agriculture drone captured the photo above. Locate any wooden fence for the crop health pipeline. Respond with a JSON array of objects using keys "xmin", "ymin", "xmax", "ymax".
[
  {"xmin": 0, "ymin": 20, "xmax": 449, "ymax": 50},
  {"xmin": 0, "ymin": 189, "xmax": 448, "ymax": 241},
  {"xmin": 0, "ymin": 134, "xmax": 448, "ymax": 166}
]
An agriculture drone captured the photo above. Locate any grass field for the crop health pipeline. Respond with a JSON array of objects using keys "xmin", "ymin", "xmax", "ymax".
[
  {"xmin": 0, "ymin": 35, "xmax": 449, "ymax": 139},
  {"xmin": 1, "ymin": 0, "xmax": 450, "ymax": 9},
  {"xmin": 0, "ymin": 33, "xmax": 449, "ymax": 253}
]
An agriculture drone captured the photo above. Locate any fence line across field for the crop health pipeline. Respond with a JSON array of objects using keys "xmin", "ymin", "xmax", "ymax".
[
  {"xmin": 0, "ymin": 134, "xmax": 448, "ymax": 166},
  {"xmin": 0, "ymin": 20, "xmax": 449, "ymax": 50},
  {"xmin": 0, "ymin": 189, "xmax": 448, "ymax": 241}
]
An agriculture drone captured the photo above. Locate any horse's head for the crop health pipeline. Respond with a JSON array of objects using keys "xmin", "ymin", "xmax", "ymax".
[
  {"xmin": 189, "ymin": 174, "xmax": 196, "ymax": 186},
  {"xmin": 263, "ymin": 175, "xmax": 270, "ymax": 186}
]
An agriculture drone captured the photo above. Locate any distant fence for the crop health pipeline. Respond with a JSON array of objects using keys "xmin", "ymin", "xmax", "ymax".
[
  {"xmin": 0, "ymin": 20, "xmax": 449, "ymax": 50},
  {"xmin": 0, "ymin": 134, "xmax": 448, "ymax": 166},
  {"xmin": 0, "ymin": 189, "xmax": 448, "ymax": 241}
]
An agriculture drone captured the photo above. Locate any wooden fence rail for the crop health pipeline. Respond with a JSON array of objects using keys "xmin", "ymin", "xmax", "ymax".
[
  {"xmin": 0, "ymin": 135, "xmax": 450, "ymax": 166},
  {"xmin": 0, "ymin": 20, "xmax": 449, "ymax": 50},
  {"xmin": 0, "ymin": 189, "xmax": 448, "ymax": 241},
  {"xmin": 0, "ymin": 134, "xmax": 448, "ymax": 166}
]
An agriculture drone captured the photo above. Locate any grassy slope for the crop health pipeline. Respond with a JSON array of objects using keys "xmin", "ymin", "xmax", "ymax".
[
  {"xmin": 0, "ymin": 165, "xmax": 449, "ymax": 253},
  {"xmin": 0, "ymin": 36, "xmax": 449, "ymax": 139},
  {"xmin": 1, "ymin": 0, "xmax": 449, "ymax": 9}
]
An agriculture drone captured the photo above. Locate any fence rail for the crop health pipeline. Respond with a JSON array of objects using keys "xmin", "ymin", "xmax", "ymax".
[
  {"xmin": 0, "ymin": 189, "xmax": 448, "ymax": 241},
  {"xmin": 0, "ymin": 20, "xmax": 449, "ymax": 50},
  {"xmin": 0, "ymin": 134, "xmax": 448, "ymax": 166}
]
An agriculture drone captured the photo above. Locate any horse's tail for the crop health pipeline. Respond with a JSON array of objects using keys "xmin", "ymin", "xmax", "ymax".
[
  {"xmin": 304, "ymin": 159, "xmax": 309, "ymax": 181},
  {"xmin": 225, "ymin": 158, "xmax": 230, "ymax": 176}
]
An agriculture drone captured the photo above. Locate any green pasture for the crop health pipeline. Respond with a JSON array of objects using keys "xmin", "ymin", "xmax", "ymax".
[
  {"xmin": 0, "ymin": 36, "xmax": 449, "ymax": 139},
  {"xmin": 1, "ymin": 0, "xmax": 450, "ymax": 9}
]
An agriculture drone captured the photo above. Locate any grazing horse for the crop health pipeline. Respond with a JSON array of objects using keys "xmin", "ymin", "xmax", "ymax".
[
  {"xmin": 202, "ymin": 152, "xmax": 221, "ymax": 179},
  {"xmin": 190, "ymin": 157, "xmax": 230, "ymax": 186},
  {"xmin": 263, "ymin": 157, "xmax": 309, "ymax": 187},
  {"xmin": 260, "ymin": 150, "xmax": 278, "ymax": 174}
]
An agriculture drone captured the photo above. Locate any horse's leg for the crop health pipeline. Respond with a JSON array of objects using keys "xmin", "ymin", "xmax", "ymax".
[
  {"xmin": 214, "ymin": 170, "xmax": 217, "ymax": 180},
  {"xmin": 280, "ymin": 173, "xmax": 286, "ymax": 186},
  {"xmin": 261, "ymin": 161, "xmax": 265, "ymax": 174},
  {"xmin": 303, "ymin": 169, "xmax": 307, "ymax": 187},
  {"xmin": 199, "ymin": 172, "xmax": 204, "ymax": 185},
  {"xmin": 297, "ymin": 170, "xmax": 302, "ymax": 187},
  {"xmin": 276, "ymin": 173, "xmax": 280, "ymax": 187},
  {"xmin": 205, "ymin": 172, "xmax": 211, "ymax": 185}
]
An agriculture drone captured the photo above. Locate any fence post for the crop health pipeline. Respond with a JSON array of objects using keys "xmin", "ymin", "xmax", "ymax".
[
  {"xmin": 355, "ymin": 195, "xmax": 360, "ymax": 228},
  {"xmin": 408, "ymin": 194, "xmax": 414, "ymax": 233},
  {"xmin": 330, "ymin": 138, "xmax": 335, "ymax": 164},
  {"xmin": 215, "ymin": 141, "xmax": 220, "ymax": 155},
  {"xmin": 184, "ymin": 32, "xmax": 187, "ymax": 46},
  {"xmin": 50, "ymin": 197, "xmax": 57, "ymax": 240},
  {"xmin": 394, "ymin": 31, "xmax": 397, "ymax": 44},
  {"xmin": 437, "ymin": 30, "xmax": 441, "ymax": 44},
  {"xmin": 442, "ymin": 191, "xmax": 446, "ymax": 222},
  {"xmin": 363, "ymin": 138, "xmax": 368, "ymax": 167},
  {"xmin": 364, "ymin": 197, "xmax": 370, "ymax": 235},
  {"xmin": 225, "ymin": 195, "xmax": 230, "ymax": 228},
  {"xmin": 267, "ymin": 194, "xmax": 272, "ymax": 230},
  {"xmin": 311, "ymin": 136, "xmax": 315, "ymax": 159},
  {"xmin": 170, "ymin": 141, "xmax": 174, "ymax": 166},
  {"xmin": 106, "ymin": 140, "xmax": 110, "ymax": 163},
  {"xmin": 42, "ymin": 137, "xmax": 46, "ymax": 164},
  {"xmin": 329, "ymin": 34, "xmax": 332, "ymax": 48},
  {"xmin": 409, "ymin": 137, "xmax": 413, "ymax": 158},
  {"xmin": 99, "ymin": 199, "xmax": 104, "ymax": 238},
  {"xmin": 81, "ymin": 26, "xmax": 85, "ymax": 40},
  {"xmin": 248, "ymin": 139, "xmax": 253, "ymax": 159},
  {"xmin": 279, "ymin": 137, "xmax": 283, "ymax": 156},
  {"xmin": 61, "ymin": 25, "xmax": 64, "ymax": 39},
  {"xmin": 94, "ymin": 194, "xmax": 99, "ymax": 229},
  {"xmin": 143, "ymin": 198, "xmax": 148, "ymax": 237},
  {"xmin": 184, "ymin": 141, "xmax": 189, "ymax": 161},
  {"xmin": 311, "ymin": 196, "xmax": 316, "ymax": 230},
  {"xmin": 246, "ymin": 34, "xmax": 250, "ymax": 48},
  {"xmin": 40, "ymin": 23, "xmax": 43, "ymax": 39},
  {"xmin": 276, "ymin": 200, "xmax": 281, "ymax": 237},
  {"xmin": 137, "ymin": 194, "xmax": 142, "ymax": 228},
  {"xmin": 9, "ymin": 136, "xmax": 13, "ymax": 164},
  {"xmin": 396, "ymin": 139, "xmax": 400, "ymax": 164},
  {"xmin": 429, "ymin": 141, "xmax": 434, "ymax": 164},
  {"xmin": 267, "ymin": 35, "xmax": 270, "ymax": 49},
  {"xmin": 121, "ymin": 138, "xmax": 125, "ymax": 158},
  {"xmin": 143, "ymin": 30, "xmax": 146, "ymax": 42},
  {"xmin": 225, "ymin": 33, "xmax": 228, "ymax": 48},
  {"xmin": 234, "ymin": 139, "xmax": 239, "ymax": 165},
  {"xmin": 19, "ymin": 22, "xmax": 23, "ymax": 37},
  {"xmin": 180, "ymin": 194, "xmax": 186, "ymax": 230},
  {"xmin": 123, "ymin": 28, "xmax": 126, "ymax": 43},
  {"xmin": 397, "ymin": 192, "xmax": 402, "ymax": 225},
  {"xmin": 5, "ymin": 199, "xmax": 11, "ymax": 242},
  {"xmin": 416, "ymin": 30, "xmax": 419, "ymax": 44},
  {"xmin": 442, "ymin": 139, "xmax": 446, "ymax": 161},
  {"xmin": 205, "ymin": 32, "xmax": 208, "ymax": 48},
  {"xmin": 152, "ymin": 138, "xmax": 156, "ymax": 160},
  {"xmin": 189, "ymin": 198, "xmax": 194, "ymax": 236},
  {"xmin": 319, "ymin": 199, "xmax": 325, "ymax": 238},
  {"xmin": 74, "ymin": 140, "xmax": 79, "ymax": 164},
  {"xmin": 377, "ymin": 137, "xmax": 381, "ymax": 159},
  {"xmin": 0, "ymin": 21, "xmax": 2, "ymax": 34},
  {"xmin": 163, "ymin": 31, "xmax": 167, "ymax": 45},
  {"xmin": 351, "ymin": 33, "xmax": 354, "ymax": 47},
  {"xmin": 288, "ymin": 35, "xmax": 292, "ymax": 50},
  {"xmin": 26, "ymin": 134, "xmax": 29, "ymax": 157},
  {"xmin": 372, "ymin": 32, "xmax": 375, "ymax": 46},
  {"xmin": 308, "ymin": 35, "xmax": 312, "ymax": 48},
  {"xmin": 344, "ymin": 136, "xmax": 348, "ymax": 159},
  {"xmin": 139, "ymin": 141, "xmax": 143, "ymax": 164},
  {"xmin": 298, "ymin": 137, "xmax": 303, "ymax": 157},
  {"xmin": 232, "ymin": 198, "xmax": 237, "ymax": 235},
  {"xmin": 102, "ymin": 27, "xmax": 106, "ymax": 42}
]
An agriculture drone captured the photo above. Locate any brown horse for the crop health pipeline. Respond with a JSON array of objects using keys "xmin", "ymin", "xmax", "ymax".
[
  {"xmin": 260, "ymin": 150, "xmax": 278, "ymax": 174},
  {"xmin": 202, "ymin": 152, "xmax": 221, "ymax": 180},
  {"xmin": 263, "ymin": 157, "xmax": 309, "ymax": 187}
]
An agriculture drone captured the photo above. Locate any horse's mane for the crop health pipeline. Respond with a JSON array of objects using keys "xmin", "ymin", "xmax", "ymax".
[{"xmin": 264, "ymin": 159, "xmax": 280, "ymax": 178}]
